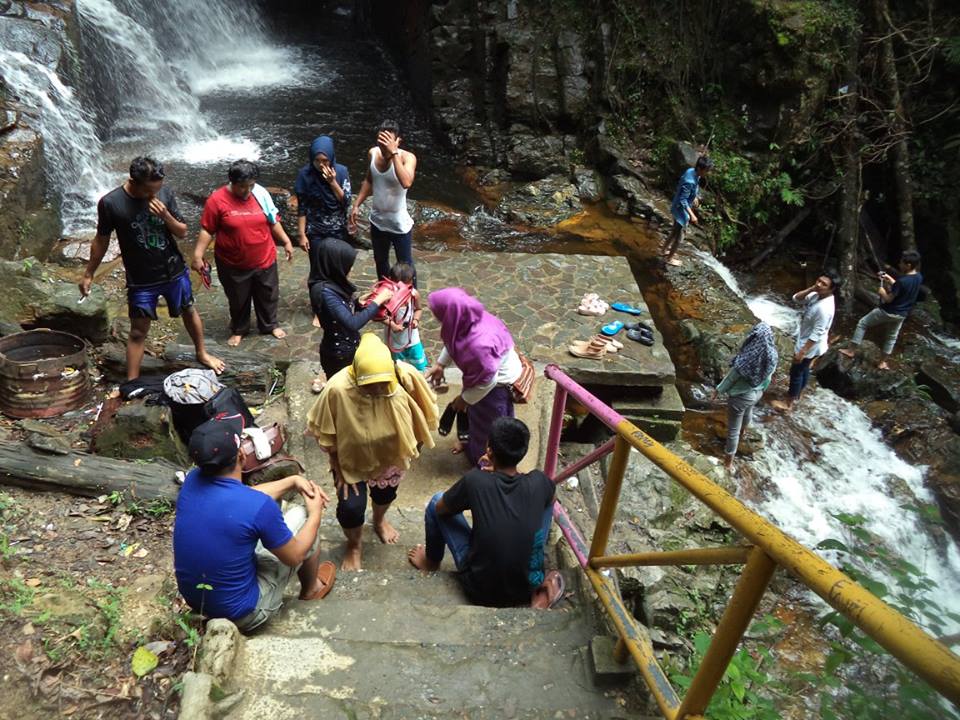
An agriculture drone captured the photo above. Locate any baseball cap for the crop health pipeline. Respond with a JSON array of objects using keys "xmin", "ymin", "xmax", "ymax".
[{"xmin": 189, "ymin": 414, "xmax": 245, "ymax": 474}]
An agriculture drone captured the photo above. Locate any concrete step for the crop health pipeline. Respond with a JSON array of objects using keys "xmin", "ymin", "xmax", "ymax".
[
  {"xmin": 229, "ymin": 599, "xmax": 636, "ymax": 719},
  {"xmin": 612, "ymin": 384, "xmax": 685, "ymax": 422}
]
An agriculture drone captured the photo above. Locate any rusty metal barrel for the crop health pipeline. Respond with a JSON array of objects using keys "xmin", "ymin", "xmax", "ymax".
[{"xmin": 0, "ymin": 329, "xmax": 91, "ymax": 418}]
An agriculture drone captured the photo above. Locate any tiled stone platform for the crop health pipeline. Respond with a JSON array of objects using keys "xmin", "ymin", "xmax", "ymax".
[{"xmin": 176, "ymin": 247, "xmax": 675, "ymax": 388}]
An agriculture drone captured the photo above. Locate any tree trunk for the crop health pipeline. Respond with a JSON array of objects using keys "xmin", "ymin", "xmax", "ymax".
[
  {"xmin": 0, "ymin": 442, "xmax": 180, "ymax": 500},
  {"xmin": 873, "ymin": 0, "xmax": 917, "ymax": 251},
  {"xmin": 838, "ymin": 29, "xmax": 862, "ymax": 314}
]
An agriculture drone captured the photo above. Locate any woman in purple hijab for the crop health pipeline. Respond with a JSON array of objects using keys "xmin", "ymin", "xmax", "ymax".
[{"xmin": 425, "ymin": 288, "xmax": 522, "ymax": 466}]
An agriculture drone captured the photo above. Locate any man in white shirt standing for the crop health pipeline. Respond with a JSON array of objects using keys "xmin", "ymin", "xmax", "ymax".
[
  {"xmin": 350, "ymin": 120, "xmax": 418, "ymax": 285},
  {"xmin": 773, "ymin": 271, "xmax": 840, "ymax": 412}
]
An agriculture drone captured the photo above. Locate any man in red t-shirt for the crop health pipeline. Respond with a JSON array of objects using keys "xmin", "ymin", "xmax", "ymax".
[{"xmin": 194, "ymin": 160, "xmax": 296, "ymax": 347}]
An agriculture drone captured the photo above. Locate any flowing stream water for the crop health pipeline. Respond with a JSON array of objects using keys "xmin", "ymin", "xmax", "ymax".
[{"xmin": 693, "ymin": 248, "xmax": 960, "ymax": 621}]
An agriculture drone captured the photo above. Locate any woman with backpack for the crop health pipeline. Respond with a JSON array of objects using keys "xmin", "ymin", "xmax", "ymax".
[{"xmin": 310, "ymin": 239, "xmax": 393, "ymax": 393}]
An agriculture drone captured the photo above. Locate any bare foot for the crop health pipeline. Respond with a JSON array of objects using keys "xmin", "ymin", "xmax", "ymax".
[
  {"xmin": 723, "ymin": 454, "xmax": 734, "ymax": 470},
  {"xmin": 227, "ymin": 334, "xmax": 243, "ymax": 347},
  {"xmin": 878, "ymin": 360, "xmax": 890, "ymax": 370},
  {"xmin": 312, "ymin": 315, "xmax": 321, "ymax": 328},
  {"xmin": 451, "ymin": 441, "xmax": 465, "ymax": 455},
  {"xmin": 839, "ymin": 348, "xmax": 856, "ymax": 359},
  {"xmin": 271, "ymin": 327, "xmax": 287, "ymax": 339},
  {"xmin": 197, "ymin": 351, "xmax": 225, "ymax": 375},
  {"xmin": 407, "ymin": 544, "xmax": 440, "ymax": 571},
  {"xmin": 341, "ymin": 543, "xmax": 362, "ymax": 571},
  {"xmin": 666, "ymin": 257, "xmax": 683, "ymax": 267},
  {"xmin": 374, "ymin": 519, "xmax": 399, "ymax": 544}
]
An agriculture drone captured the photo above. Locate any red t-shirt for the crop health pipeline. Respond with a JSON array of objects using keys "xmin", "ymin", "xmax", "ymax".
[{"xmin": 200, "ymin": 186, "xmax": 277, "ymax": 270}]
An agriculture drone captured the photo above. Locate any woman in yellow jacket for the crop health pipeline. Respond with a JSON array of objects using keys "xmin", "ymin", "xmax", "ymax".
[{"xmin": 308, "ymin": 333, "xmax": 438, "ymax": 570}]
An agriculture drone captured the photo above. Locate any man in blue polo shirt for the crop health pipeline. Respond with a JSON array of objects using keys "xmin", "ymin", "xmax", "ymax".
[
  {"xmin": 840, "ymin": 250, "xmax": 924, "ymax": 370},
  {"xmin": 173, "ymin": 415, "xmax": 336, "ymax": 632}
]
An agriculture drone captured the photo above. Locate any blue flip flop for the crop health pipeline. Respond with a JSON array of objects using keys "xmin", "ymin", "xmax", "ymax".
[
  {"xmin": 600, "ymin": 320, "xmax": 624, "ymax": 336},
  {"xmin": 611, "ymin": 302, "xmax": 644, "ymax": 316}
]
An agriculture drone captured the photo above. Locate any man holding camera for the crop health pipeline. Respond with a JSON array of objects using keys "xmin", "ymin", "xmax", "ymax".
[{"xmin": 840, "ymin": 251, "xmax": 923, "ymax": 370}]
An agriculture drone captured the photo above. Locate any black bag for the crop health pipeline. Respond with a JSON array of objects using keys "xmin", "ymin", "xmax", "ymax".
[{"xmin": 169, "ymin": 386, "xmax": 257, "ymax": 444}]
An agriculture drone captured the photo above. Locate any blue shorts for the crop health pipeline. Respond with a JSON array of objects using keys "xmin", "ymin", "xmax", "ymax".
[
  {"xmin": 128, "ymin": 271, "xmax": 195, "ymax": 320},
  {"xmin": 391, "ymin": 341, "xmax": 428, "ymax": 372}
]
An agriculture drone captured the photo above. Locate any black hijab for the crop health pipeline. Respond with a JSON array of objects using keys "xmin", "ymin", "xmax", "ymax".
[{"xmin": 313, "ymin": 239, "xmax": 357, "ymax": 301}]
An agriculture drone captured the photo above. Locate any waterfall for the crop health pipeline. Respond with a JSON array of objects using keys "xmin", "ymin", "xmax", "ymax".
[
  {"xmin": 0, "ymin": 49, "xmax": 111, "ymax": 237},
  {"xmin": 694, "ymin": 247, "xmax": 960, "ymax": 621}
]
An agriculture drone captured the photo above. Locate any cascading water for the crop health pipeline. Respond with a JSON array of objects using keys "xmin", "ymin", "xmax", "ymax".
[
  {"xmin": 694, "ymin": 247, "xmax": 960, "ymax": 620},
  {"xmin": 0, "ymin": 49, "xmax": 111, "ymax": 237},
  {"xmin": 75, "ymin": 0, "xmax": 264, "ymax": 161}
]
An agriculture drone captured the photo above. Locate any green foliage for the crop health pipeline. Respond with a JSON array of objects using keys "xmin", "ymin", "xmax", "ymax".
[
  {"xmin": 0, "ymin": 578, "xmax": 36, "ymax": 614},
  {"xmin": 669, "ymin": 623, "xmax": 784, "ymax": 720},
  {"xmin": 811, "ymin": 511, "xmax": 960, "ymax": 719},
  {"xmin": 706, "ymin": 147, "xmax": 804, "ymax": 250},
  {"xmin": 944, "ymin": 37, "xmax": 960, "ymax": 66}
]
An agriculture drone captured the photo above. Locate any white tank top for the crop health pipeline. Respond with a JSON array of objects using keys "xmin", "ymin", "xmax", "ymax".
[{"xmin": 369, "ymin": 149, "xmax": 414, "ymax": 234}]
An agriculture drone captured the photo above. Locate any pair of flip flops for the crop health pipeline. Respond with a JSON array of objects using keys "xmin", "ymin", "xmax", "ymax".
[
  {"xmin": 569, "ymin": 335, "xmax": 622, "ymax": 359},
  {"xmin": 578, "ymin": 293, "xmax": 609, "ymax": 317},
  {"xmin": 625, "ymin": 321, "xmax": 655, "ymax": 346}
]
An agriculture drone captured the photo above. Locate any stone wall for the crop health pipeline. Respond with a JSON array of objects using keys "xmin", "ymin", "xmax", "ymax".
[{"xmin": 0, "ymin": 1, "xmax": 76, "ymax": 261}]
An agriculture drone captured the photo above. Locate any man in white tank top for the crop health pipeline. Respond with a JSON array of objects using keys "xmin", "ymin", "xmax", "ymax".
[{"xmin": 350, "ymin": 120, "xmax": 418, "ymax": 284}]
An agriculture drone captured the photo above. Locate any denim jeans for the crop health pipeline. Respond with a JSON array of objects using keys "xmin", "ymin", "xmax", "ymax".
[
  {"xmin": 788, "ymin": 357, "xmax": 814, "ymax": 399},
  {"xmin": 725, "ymin": 388, "xmax": 763, "ymax": 456},
  {"xmin": 423, "ymin": 491, "xmax": 554, "ymax": 582},
  {"xmin": 371, "ymin": 225, "xmax": 415, "ymax": 284}
]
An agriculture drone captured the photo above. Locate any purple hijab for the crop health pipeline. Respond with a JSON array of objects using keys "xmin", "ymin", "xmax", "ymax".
[{"xmin": 428, "ymin": 288, "xmax": 514, "ymax": 388}]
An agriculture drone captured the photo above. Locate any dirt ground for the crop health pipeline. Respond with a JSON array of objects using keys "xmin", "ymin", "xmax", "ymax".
[{"xmin": 0, "ymin": 484, "xmax": 192, "ymax": 719}]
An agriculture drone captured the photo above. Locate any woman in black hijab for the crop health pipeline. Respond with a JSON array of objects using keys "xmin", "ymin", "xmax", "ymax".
[{"xmin": 310, "ymin": 239, "xmax": 393, "ymax": 391}]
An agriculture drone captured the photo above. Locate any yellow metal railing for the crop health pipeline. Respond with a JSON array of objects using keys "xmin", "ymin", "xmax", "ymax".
[{"xmin": 543, "ymin": 364, "xmax": 960, "ymax": 718}]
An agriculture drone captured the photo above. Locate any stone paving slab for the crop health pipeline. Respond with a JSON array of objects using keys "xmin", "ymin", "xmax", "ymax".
[{"xmin": 177, "ymin": 246, "xmax": 675, "ymax": 388}]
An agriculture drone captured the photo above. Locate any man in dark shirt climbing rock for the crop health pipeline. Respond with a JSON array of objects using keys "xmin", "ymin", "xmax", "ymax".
[
  {"xmin": 840, "ymin": 250, "xmax": 923, "ymax": 370},
  {"xmin": 407, "ymin": 417, "xmax": 564, "ymax": 609},
  {"xmin": 80, "ymin": 156, "xmax": 224, "ymax": 380}
]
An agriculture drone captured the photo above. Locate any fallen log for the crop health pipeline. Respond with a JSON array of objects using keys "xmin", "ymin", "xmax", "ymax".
[
  {"xmin": 97, "ymin": 341, "xmax": 276, "ymax": 404},
  {"xmin": 748, "ymin": 206, "xmax": 813, "ymax": 269},
  {"xmin": 0, "ymin": 441, "xmax": 181, "ymax": 501}
]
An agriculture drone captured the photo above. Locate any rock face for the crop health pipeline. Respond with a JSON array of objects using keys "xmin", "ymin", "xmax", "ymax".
[
  {"xmin": 0, "ymin": 1, "xmax": 76, "ymax": 260},
  {"xmin": 369, "ymin": 1, "xmax": 597, "ymax": 175},
  {"xmin": 0, "ymin": 258, "xmax": 109, "ymax": 342}
]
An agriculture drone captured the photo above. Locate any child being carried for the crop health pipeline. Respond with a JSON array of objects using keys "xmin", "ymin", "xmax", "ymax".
[{"xmin": 383, "ymin": 263, "xmax": 429, "ymax": 372}]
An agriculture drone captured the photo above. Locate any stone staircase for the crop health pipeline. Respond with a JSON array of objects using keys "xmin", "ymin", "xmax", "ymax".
[{"xmin": 219, "ymin": 520, "xmax": 638, "ymax": 719}]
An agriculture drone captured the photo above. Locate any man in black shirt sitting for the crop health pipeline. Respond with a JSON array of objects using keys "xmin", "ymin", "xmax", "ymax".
[
  {"xmin": 79, "ymin": 156, "xmax": 224, "ymax": 380},
  {"xmin": 408, "ymin": 417, "xmax": 564, "ymax": 608}
]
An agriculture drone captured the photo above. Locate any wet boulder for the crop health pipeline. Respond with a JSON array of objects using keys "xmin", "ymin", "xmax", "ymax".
[
  {"xmin": 495, "ymin": 175, "xmax": 582, "ymax": 226},
  {"xmin": 93, "ymin": 399, "xmax": 188, "ymax": 466},
  {"xmin": 813, "ymin": 345, "xmax": 911, "ymax": 400},
  {"xmin": 916, "ymin": 360, "xmax": 960, "ymax": 414},
  {"xmin": 572, "ymin": 166, "xmax": 603, "ymax": 203},
  {"xmin": 505, "ymin": 133, "xmax": 568, "ymax": 179}
]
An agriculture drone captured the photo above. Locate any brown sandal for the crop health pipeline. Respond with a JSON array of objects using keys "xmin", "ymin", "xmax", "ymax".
[{"xmin": 302, "ymin": 560, "xmax": 336, "ymax": 601}]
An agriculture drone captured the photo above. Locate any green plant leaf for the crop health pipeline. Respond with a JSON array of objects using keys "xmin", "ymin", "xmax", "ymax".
[{"xmin": 131, "ymin": 646, "xmax": 159, "ymax": 677}]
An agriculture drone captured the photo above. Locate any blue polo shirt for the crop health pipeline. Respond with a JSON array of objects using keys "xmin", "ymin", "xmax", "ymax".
[
  {"xmin": 670, "ymin": 167, "xmax": 699, "ymax": 226},
  {"xmin": 173, "ymin": 469, "xmax": 292, "ymax": 619}
]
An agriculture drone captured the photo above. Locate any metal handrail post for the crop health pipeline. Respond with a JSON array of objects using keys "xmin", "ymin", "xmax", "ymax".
[
  {"xmin": 543, "ymin": 384, "xmax": 567, "ymax": 479},
  {"xmin": 588, "ymin": 435, "xmax": 630, "ymax": 560},
  {"xmin": 676, "ymin": 549, "xmax": 777, "ymax": 718}
]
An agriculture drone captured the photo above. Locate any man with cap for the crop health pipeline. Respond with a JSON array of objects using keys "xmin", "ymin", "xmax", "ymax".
[{"xmin": 173, "ymin": 414, "xmax": 336, "ymax": 632}]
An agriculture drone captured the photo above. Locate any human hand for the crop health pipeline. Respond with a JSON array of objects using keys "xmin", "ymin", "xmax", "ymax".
[
  {"xmin": 880, "ymin": 273, "xmax": 895, "ymax": 284},
  {"xmin": 320, "ymin": 164, "xmax": 336, "ymax": 184},
  {"xmin": 793, "ymin": 352, "xmax": 805, "ymax": 364},
  {"xmin": 689, "ymin": 210, "xmax": 699, "ymax": 225},
  {"xmin": 78, "ymin": 274, "xmax": 93, "ymax": 297},
  {"xmin": 298, "ymin": 234, "xmax": 310, "ymax": 252},
  {"xmin": 410, "ymin": 314, "xmax": 420, "ymax": 329},
  {"xmin": 378, "ymin": 131, "xmax": 401, "ymax": 156},
  {"xmin": 148, "ymin": 197, "xmax": 168, "ymax": 218},
  {"xmin": 284, "ymin": 244, "xmax": 294, "ymax": 262},
  {"xmin": 303, "ymin": 484, "xmax": 327, "ymax": 515},
  {"xmin": 425, "ymin": 365, "xmax": 444, "ymax": 385},
  {"xmin": 292, "ymin": 475, "xmax": 316, "ymax": 498},
  {"xmin": 191, "ymin": 255, "xmax": 206, "ymax": 274},
  {"xmin": 452, "ymin": 394, "xmax": 467, "ymax": 412},
  {"xmin": 373, "ymin": 287, "xmax": 394, "ymax": 305},
  {"xmin": 389, "ymin": 320, "xmax": 405, "ymax": 332}
]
